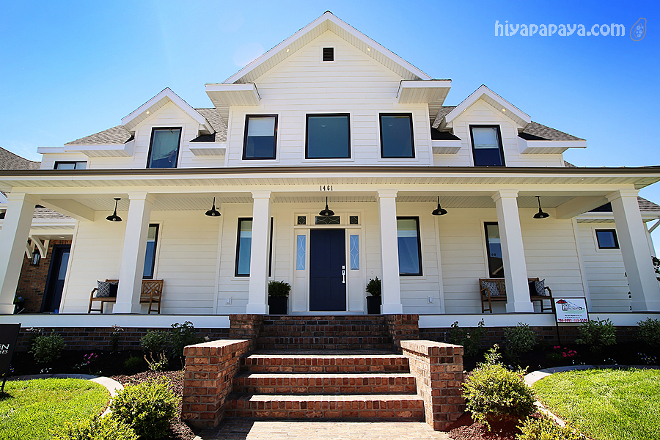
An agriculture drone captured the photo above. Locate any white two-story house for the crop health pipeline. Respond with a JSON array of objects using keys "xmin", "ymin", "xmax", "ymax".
[{"xmin": 1, "ymin": 12, "xmax": 659, "ymax": 330}]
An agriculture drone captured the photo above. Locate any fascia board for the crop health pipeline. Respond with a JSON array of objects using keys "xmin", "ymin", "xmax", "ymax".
[
  {"xmin": 445, "ymin": 85, "xmax": 531, "ymax": 126},
  {"xmin": 521, "ymin": 140, "xmax": 588, "ymax": 154},
  {"xmin": 121, "ymin": 88, "xmax": 208, "ymax": 131},
  {"xmin": 37, "ymin": 147, "xmax": 67, "ymax": 154}
]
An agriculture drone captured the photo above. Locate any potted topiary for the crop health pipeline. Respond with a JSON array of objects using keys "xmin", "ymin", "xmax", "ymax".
[
  {"xmin": 366, "ymin": 277, "xmax": 381, "ymax": 314},
  {"xmin": 268, "ymin": 280, "xmax": 291, "ymax": 315}
]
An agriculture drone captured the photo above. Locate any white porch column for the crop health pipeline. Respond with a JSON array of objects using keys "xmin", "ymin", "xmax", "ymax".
[
  {"xmin": 0, "ymin": 193, "xmax": 37, "ymax": 314},
  {"xmin": 608, "ymin": 189, "xmax": 660, "ymax": 311},
  {"xmin": 492, "ymin": 190, "xmax": 533, "ymax": 313},
  {"xmin": 114, "ymin": 193, "xmax": 154, "ymax": 314},
  {"xmin": 378, "ymin": 190, "xmax": 403, "ymax": 314},
  {"xmin": 246, "ymin": 190, "xmax": 271, "ymax": 314}
]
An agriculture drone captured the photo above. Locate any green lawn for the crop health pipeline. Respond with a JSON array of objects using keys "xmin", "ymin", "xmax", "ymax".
[
  {"xmin": 533, "ymin": 368, "xmax": 660, "ymax": 440},
  {"xmin": 0, "ymin": 378, "xmax": 110, "ymax": 440}
]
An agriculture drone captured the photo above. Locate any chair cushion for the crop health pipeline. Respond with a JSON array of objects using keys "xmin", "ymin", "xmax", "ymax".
[
  {"xmin": 96, "ymin": 281, "xmax": 118, "ymax": 298},
  {"xmin": 482, "ymin": 281, "xmax": 501, "ymax": 297},
  {"xmin": 529, "ymin": 279, "xmax": 548, "ymax": 297}
]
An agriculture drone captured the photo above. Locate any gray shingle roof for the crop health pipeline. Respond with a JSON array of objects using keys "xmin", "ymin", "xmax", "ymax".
[
  {"xmin": 65, "ymin": 108, "xmax": 226, "ymax": 145},
  {"xmin": 33, "ymin": 207, "xmax": 70, "ymax": 219},
  {"xmin": 0, "ymin": 147, "xmax": 41, "ymax": 170},
  {"xmin": 638, "ymin": 197, "xmax": 660, "ymax": 213}
]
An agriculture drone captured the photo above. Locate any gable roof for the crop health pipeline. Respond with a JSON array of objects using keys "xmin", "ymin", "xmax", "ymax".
[
  {"xmin": 0, "ymin": 147, "xmax": 41, "ymax": 170},
  {"xmin": 223, "ymin": 11, "xmax": 432, "ymax": 84},
  {"xmin": 65, "ymin": 108, "xmax": 226, "ymax": 146}
]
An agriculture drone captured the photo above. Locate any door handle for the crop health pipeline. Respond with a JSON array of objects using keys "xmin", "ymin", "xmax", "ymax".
[{"xmin": 342, "ymin": 266, "xmax": 346, "ymax": 284}]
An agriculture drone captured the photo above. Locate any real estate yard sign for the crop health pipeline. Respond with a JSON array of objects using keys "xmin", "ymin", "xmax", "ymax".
[
  {"xmin": 0, "ymin": 323, "xmax": 20, "ymax": 393},
  {"xmin": 554, "ymin": 298, "xmax": 588, "ymax": 323}
]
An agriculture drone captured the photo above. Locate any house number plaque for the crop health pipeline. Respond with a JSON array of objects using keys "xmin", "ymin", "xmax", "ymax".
[{"xmin": 319, "ymin": 185, "xmax": 333, "ymax": 191}]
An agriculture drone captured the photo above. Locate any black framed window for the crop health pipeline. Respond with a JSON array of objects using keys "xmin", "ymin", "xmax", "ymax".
[
  {"xmin": 484, "ymin": 222, "xmax": 504, "ymax": 278},
  {"xmin": 306, "ymin": 114, "xmax": 350, "ymax": 159},
  {"xmin": 397, "ymin": 217, "xmax": 422, "ymax": 276},
  {"xmin": 147, "ymin": 127, "xmax": 181, "ymax": 169},
  {"xmin": 54, "ymin": 161, "xmax": 87, "ymax": 170},
  {"xmin": 380, "ymin": 114, "xmax": 414, "ymax": 158},
  {"xmin": 470, "ymin": 125, "xmax": 505, "ymax": 166},
  {"xmin": 243, "ymin": 115, "xmax": 277, "ymax": 160},
  {"xmin": 143, "ymin": 224, "xmax": 159, "ymax": 279},
  {"xmin": 235, "ymin": 217, "xmax": 274, "ymax": 277},
  {"xmin": 596, "ymin": 229, "xmax": 619, "ymax": 249}
]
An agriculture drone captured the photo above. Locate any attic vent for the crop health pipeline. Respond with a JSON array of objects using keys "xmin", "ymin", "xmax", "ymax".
[{"xmin": 322, "ymin": 47, "xmax": 334, "ymax": 62}]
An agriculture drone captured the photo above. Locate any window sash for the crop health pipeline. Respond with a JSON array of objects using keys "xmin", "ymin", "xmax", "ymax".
[
  {"xmin": 484, "ymin": 222, "xmax": 504, "ymax": 278},
  {"xmin": 470, "ymin": 126, "xmax": 504, "ymax": 166},
  {"xmin": 397, "ymin": 217, "xmax": 422, "ymax": 276},
  {"xmin": 243, "ymin": 115, "xmax": 277, "ymax": 160},
  {"xmin": 54, "ymin": 161, "xmax": 86, "ymax": 170},
  {"xmin": 596, "ymin": 229, "xmax": 619, "ymax": 249},
  {"xmin": 305, "ymin": 114, "xmax": 350, "ymax": 159},
  {"xmin": 143, "ymin": 224, "xmax": 159, "ymax": 279},
  {"xmin": 235, "ymin": 218, "xmax": 274, "ymax": 277},
  {"xmin": 147, "ymin": 128, "xmax": 181, "ymax": 169},
  {"xmin": 380, "ymin": 114, "xmax": 414, "ymax": 158}
]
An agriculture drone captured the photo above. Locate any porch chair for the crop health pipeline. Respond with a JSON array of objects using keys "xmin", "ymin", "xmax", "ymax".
[
  {"xmin": 88, "ymin": 279, "xmax": 163, "ymax": 314},
  {"xmin": 479, "ymin": 277, "xmax": 553, "ymax": 313}
]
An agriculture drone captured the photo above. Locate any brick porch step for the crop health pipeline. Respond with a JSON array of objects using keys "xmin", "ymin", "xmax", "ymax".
[
  {"xmin": 242, "ymin": 353, "xmax": 410, "ymax": 373},
  {"xmin": 225, "ymin": 394, "xmax": 425, "ymax": 420},
  {"xmin": 234, "ymin": 372, "xmax": 417, "ymax": 394}
]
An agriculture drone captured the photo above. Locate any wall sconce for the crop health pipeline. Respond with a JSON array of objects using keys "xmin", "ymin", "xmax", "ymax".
[
  {"xmin": 31, "ymin": 251, "xmax": 41, "ymax": 266},
  {"xmin": 106, "ymin": 198, "xmax": 122, "ymax": 222}
]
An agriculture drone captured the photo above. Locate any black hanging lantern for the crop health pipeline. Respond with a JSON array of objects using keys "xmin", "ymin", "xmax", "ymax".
[
  {"xmin": 106, "ymin": 198, "xmax": 122, "ymax": 222},
  {"xmin": 205, "ymin": 197, "xmax": 221, "ymax": 217},
  {"xmin": 533, "ymin": 196, "xmax": 550, "ymax": 219},
  {"xmin": 319, "ymin": 197, "xmax": 334, "ymax": 217},
  {"xmin": 432, "ymin": 196, "xmax": 448, "ymax": 216}
]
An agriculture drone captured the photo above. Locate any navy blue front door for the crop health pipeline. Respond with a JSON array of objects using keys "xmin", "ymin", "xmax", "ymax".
[{"xmin": 309, "ymin": 229, "xmax": 346, "ymax": 311}]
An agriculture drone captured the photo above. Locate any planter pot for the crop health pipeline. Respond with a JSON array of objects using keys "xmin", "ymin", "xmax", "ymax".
[
  {"xmin": 268, "ymin": 296, "xmax": 288, "ymax": 315},
  {"xmin": 367, "ymin": 296, "xmax": 381, "ymax": 314}
]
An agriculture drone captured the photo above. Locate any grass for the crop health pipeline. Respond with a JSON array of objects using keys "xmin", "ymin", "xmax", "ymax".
[
  {"xmin": 533, "ymin": 368, "xmax": 660, "ymax": 440},
  {"xmin": 0, "ymin": 378, "xmax": 110, "ymax": 440}
]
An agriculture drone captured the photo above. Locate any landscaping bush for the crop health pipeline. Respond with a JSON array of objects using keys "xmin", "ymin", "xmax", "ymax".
[
  {"xmin": 140, "ymin": 330, "xmax": 169, "ymax": 371},
  {"xmin": 503, "ymin": 323, "xmax": 537, "ymax": 362},
  {"xmin": 575, "ymin": 319, "xmax": 616, "ymax": 353},
  {"xmin": 169, "ymin": 321, "xmax": 202, "ymax": 368},
  {"xmin": 462, "ymin": 345, "xmax": 536, "ymax": 429},
  {"xmin": 637, "ymin": 318, "xmax": 660, "ymax": 349},
  {"xmin": 29, "ymin": 332, "xmax": 66, "ymax": 365},
  {"xmin": 53, "ymin": 415, "xmax": 137, "ymax": 440},
  {"xmin": 268, "ymin": 280, "xmax": 292, "ymax": 297},
  {"xmin": 448, "ymin": 319, "xmax": 486, "ymax": 357},
  {"xmin": 516, "ymin": 417, "xmax": 585, "ymax": 440},
  {"xmin": 110, "ymin": 378, "xmax": 179, "ymax": 440},
  {"xmin": 123, "ymin": 355, "xmax": 144, "ymax": 370}
]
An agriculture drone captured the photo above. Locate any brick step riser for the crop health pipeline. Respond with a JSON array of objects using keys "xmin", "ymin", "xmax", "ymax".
[
  {"xmin": 257, "ymin": 344, "xmax": 394, "ymax": 351},
  {"xmin": 243, "ymin": 364, "xmax": 409, "ymax": 373},
  {"xmin": 225, "ymin": 400, "xmax": 425, "ymax": 420},
  {"xmin": 242, "ymin": 357, "xmax": 410, "ymax": 373},
  {"xmin": 234, "ymin": 378, "xmax": 417, "ymax": 395}
]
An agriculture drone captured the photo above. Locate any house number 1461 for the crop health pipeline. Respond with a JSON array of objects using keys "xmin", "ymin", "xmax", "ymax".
[{"xmin": 320, "ymin": 185, "xmax": 333, "ymax": 191}]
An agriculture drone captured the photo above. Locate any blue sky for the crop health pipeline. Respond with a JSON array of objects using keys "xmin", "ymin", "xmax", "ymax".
[{"xmin": 1, "ymin": 0, "xmax": 659, "ymax": 247}]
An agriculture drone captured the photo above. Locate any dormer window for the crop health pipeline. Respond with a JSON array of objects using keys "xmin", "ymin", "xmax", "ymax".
[
  {"xmin": 470, "ymin": 125, "xmax": 505, "ymax": 166},
  {"xmin": 147, "ymin": 127, "xmax": 181, "ymax": 169},
  {"xmin": 322, "ymin": 47, "xmax": 334, "ymax": 62},
  {"xmin": 54, "ymin": 161, "xmax": 87, "ymax": 170}
]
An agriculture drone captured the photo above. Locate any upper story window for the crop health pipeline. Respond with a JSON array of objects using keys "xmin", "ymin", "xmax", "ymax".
[
  {"xmin": 380, "ymin": 114, "xmax": 414, "ymax": 158},
  {"xmin": 397, "ymin": 217, "xmax": 422, "ymax": 276},
  {"xmin": 243, "ymin": 115, "xmax": 277, "ymax": 160},
  {"xmin": 147, "ymin": 127, "xmax": 181, "ymax": 169},
  {"xmin": 54, "ymin": 161, "xmax": 86, "ymax": 170},
  {"xmin": 470, "ymin": 125, "xmax": 505, "ymax": 166},
  {"xmin": 306, "ymin": 114, "xmax": 350, "ymax": 159},
  {"xmin": 595, "ymin": 229, "xmax": 619, "ymax": 249}
]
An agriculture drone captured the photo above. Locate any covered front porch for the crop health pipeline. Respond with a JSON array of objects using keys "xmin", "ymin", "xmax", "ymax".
[{"xmin": 1, "ymin": 166, "xmax": 659, "ymax": 318}]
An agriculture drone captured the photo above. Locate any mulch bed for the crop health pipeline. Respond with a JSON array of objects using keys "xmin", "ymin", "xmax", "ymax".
[
  {"xmin": 445, "ymin": 412, "xmax": 538, "ymax": 440},
  {"xmin": 111, "ymin": 370, "xmax": 196, "ymax": 440}
]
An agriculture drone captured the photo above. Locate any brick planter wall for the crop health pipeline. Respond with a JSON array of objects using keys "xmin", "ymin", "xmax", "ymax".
[
  {"xmin": 181, "ymin": 339, "xmax": 250, "ymax": 429},
  {"xmin": 400, "ymin": 340, "xmax": 464, "ymax": 431}
]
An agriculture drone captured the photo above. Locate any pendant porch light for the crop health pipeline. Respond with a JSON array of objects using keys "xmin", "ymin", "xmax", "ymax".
[
  {"xmin": 431, "ymin": 196, "xmax": 448, "ymax": 216},
  {"xmin": 533, "ymin": 196, "xmax": 550, "ymax": 219},
  {"xmin": 106, "ymin": 198, "xmax": 122, "ymax": 222},
  {"xmin": 205, "ymin": 197, "xmax": 221, "ymax": 217},
  {"xmin": 319, "ymin": 197, "xmax": 335, "ymax": 217}
]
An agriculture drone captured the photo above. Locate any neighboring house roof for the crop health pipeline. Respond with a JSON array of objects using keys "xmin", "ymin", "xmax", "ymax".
[
  {"xmin": 0, "ymin": 147, "xmax": 41, "ymax": 170},
  {"xmin": 638, "ymin": 197, "xmax": 660, "ymax": 213},
  {"xmin": 33, "ymin": 206, "xmax": 70, "ymax": 219},
  {"xmin": 65, "ymin": 108, "xmax": 226, "ymax": 145}
]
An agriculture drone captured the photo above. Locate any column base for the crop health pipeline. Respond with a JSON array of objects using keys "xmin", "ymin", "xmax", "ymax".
[
  {"xmin": 632, "ymin": 300, "xmax": 660, "ymax": 312},
  {"xmin": 0, "ymin": 304, "xmax": 16, "ymax": 315},
  {"xmin": 381, "ymin": 303, "xmax": 404, "ymax": 314},
  {"xmin": 245, "ymin": 303, "xmax": 268, "ymax": 314},
  {"xmin": 506, "ymin": 301, "xmax": 534, "ymax": 313},
  {"xmin": 113, "ymin": 302, "xmax": 141, "ymax": 314}
]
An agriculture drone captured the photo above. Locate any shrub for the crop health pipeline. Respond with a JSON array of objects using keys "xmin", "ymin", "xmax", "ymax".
[
  {"xmin": 268, "ymin": 280, "xmax": 291, "ymax": 298},
  {"xmin": 504, "ymin": 323, "xmax": 537, "ymax": 362},
  {"xmin": 110, "ymin": 378, "xmax": 178, "ymax": 440},
  {"xmin": 110, "ymin": 324, "xmax": 124, "ymax": 353},
  {"xmin": 516, "ymin": 416, "xmax": 586, "ymax": 440},
  {"xmin": 169, "ymin": 321, "xmax": 202, "ymax": 368},
  {"xmin": 366, "ymin": 277, "xmax": 381, "ymax": 297},
  {"xmin": 462, "ymin": 345, "xmax": 536, "ymax": 429},
  {"xmin": 637, "ymin": 318, "xmax": 660, "ymax": 348},
  {"xmin": 448, "ymin": 319, "xmax": 486, "ymax": 357},
  {"xmin": 53, "ymin": 415, "xmax": 137, "ymax": 440},
  {"xmin": 575, "ymin": 319, "xmax": 616, "ymax": 353},
  {"xmin": 140, "ymin": 330, "xmax": 169, "ymax": 371},
  {"xmin": 123, "ymin": 355, "xmax": 144, "ymax": 370},
  {"xmin": 29, "ymin": 333, "xmax": 66, "ymax": 365}
]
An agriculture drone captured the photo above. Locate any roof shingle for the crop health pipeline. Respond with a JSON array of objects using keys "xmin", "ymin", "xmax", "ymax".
[{"xmin": 0, "ymin": 147, "xmax": 41, "ymax": 170}]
